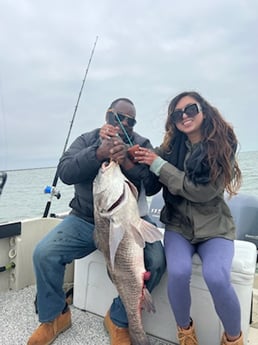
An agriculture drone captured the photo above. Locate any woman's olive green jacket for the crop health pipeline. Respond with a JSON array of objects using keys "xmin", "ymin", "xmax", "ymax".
[{"xmin": 155, "ymin": 142, "xmax": 236, "ymax": 243}]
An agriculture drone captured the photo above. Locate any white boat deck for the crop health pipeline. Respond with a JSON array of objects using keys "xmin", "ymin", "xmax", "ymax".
[
  {"xmin": 0, "ymin": 216, "xmax": 257, "ymax": 344},
  {"xmin": 0, "ymin": 284, "xmax": 173, "ymax": 345},
  {"xmin": 0, "ymin": 283, "xmax": 257, "ymax": 345}
]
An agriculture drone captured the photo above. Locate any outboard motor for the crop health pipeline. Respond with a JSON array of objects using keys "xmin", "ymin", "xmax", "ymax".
[
  {"xmin": 148, "ymin": 191, "xmax": 165, "ymax": 228},
  {"xmin": 226, "ymin": 193, "xmax": 258, "ymax": 250}
]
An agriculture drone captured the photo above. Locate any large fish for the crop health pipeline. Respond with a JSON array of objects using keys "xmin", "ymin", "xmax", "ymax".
[{"xmin": 93, "ymin": 160, "xmax": 163, "ymax": 345}]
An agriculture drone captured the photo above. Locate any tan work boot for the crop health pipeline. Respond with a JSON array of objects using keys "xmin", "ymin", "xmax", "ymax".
[
  {"xmin": 27, "ymin": 308, "xmax": 71, "ymax": 345},
  {"xmin": 177, "ymin": 320, "xmax": 198, "ymax": 345},
  {"xmin": 104, "ymin": 310, "xmax": 131, "ymax": 345},
  {"xmin": 221, "ymin": 332, "xmax": 243, "ymax": 345}
]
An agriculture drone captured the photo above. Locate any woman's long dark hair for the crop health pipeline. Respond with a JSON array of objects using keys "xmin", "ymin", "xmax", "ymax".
[{"xmin": 162, "ymin": 91, "xmax": 242, "ymax": 196}]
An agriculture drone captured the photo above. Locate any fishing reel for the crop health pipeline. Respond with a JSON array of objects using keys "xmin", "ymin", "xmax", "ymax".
[{"xmin": 44, "ymin": 186, "xmax": 61, "ymax": 199}]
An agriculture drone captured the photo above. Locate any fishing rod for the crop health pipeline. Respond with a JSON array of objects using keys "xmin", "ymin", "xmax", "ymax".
[
  {"xmin": 0, "ymin": 171, "xmax": 7, "ymax": 196},
  {"xmin": 113, "ymin": 114, "xmax": 134, "ymax": 147},
  {"xmin": 43, "ymin": 36, "xmax": 98, "ymax": 218}
]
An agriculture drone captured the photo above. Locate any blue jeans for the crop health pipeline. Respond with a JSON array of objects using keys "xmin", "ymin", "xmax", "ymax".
[{"xmin": 33, "ymin": 214, "xmax": 166, "ymax": 326}]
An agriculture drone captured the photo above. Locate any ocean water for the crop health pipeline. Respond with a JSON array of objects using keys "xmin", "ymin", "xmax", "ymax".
[
  {"xmin": 0, "ymin": 151, "xmax": 258, "ymax": 224},
  {"xmin": 0, "ymin": 167, "xmax": 74, "ymax": 224}
]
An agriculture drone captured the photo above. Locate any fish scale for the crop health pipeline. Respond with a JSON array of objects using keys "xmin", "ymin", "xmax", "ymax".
[{"xmin": 93, "ymin": 161, "xmax": 163, "ymax": 345}]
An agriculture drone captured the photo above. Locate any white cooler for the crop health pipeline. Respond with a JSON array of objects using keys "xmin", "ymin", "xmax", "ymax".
[{"xmin": 73, "ymin": 240, "xmax": 257, "ymax": 345}]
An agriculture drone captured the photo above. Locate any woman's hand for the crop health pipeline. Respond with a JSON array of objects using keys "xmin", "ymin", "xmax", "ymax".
[{"xmin": 133, "ymin": 147, "xmax": 158, "ymax": 166}]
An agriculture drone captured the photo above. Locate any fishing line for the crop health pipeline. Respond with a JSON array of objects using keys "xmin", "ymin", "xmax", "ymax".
[
  {"xmin": 113, "ymin": 111, "xmax": 149, "ymax": 216},
  {"xmin": 43, "ymin": 36, "xmax": 99, "ymax": 218},
  {"xmin": 114, "ymin": 114, "xmax": 133, "ymax": 147}
]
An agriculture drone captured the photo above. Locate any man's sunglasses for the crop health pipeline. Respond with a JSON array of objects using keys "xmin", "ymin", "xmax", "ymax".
[
  {"xmin": 107, "ymin": 109, "xmax": 137, "ymax": 127},
  {"xmin": 170, "ymin": 103, "xmax": 202, "ymax": 124}
]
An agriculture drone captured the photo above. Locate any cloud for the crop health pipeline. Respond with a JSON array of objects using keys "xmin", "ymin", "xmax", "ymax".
[{"xmin": 0, "ymin": 0, "xmax": 257, "ymax": 169}]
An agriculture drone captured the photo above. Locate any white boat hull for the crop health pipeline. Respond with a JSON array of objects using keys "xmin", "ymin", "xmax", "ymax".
[{"xmin": 0, "ymin": 217, "xmax": 74, "ymax": 292}]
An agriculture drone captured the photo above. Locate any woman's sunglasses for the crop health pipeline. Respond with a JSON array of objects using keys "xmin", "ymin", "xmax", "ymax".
[
  {"xmin": 107, "ymin": 109, "xmax": 137, "ymax": 127},
  {"xmin": 170, "ymin": 103, "xmax": 202, "ymax": 124}
]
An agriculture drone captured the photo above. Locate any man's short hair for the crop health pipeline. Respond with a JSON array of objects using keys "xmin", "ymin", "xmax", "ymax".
[{"xmin": 109, "ymin": 98, "xmax": 134, "ymax": 109}]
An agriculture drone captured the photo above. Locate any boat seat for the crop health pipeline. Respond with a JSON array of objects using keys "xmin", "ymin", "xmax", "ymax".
[{"xmin": 73, "ymin": 240, "xmax": 256, "ymax": 345}]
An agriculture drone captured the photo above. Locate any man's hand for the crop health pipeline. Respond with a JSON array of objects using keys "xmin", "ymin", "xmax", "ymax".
[
  {"xmin": 97, "ymin": 124, "xmax": 135, "ymax": 168},
  {"xmin": 96, "ymin": 136, "xmax": 129, "ymax": 165},
  {"xmin": 110, "ymin": 139, "xmax": 128, "ymax": 164},
  {"xmin": 96, "ymin": 138, "xmax": 117, "ymax": 162},
  {"xmin": 99, "ymin": 124, "xmax": 119, "ymax": 140}
]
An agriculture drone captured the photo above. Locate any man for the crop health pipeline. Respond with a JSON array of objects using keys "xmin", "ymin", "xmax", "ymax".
[{"xmin": 27, "ymin": 98, "xmax": 166, "ymax": 345}]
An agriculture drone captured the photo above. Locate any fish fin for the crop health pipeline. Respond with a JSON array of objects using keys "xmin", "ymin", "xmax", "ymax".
[
  {"xmin": 130, "ymin": 224, "xmax": 146, "ymax": 248},
  {"xmin": 109, "ymin": 221, "xmax": 126, "ymax": 270},
  {"xmin": 125, "ymin": 180, "xmax": 138, "ymax": 200},
  {"xmin": 142, "ymin": 286, "xmax": 155, "ymax": 313},
  {"xmin": 137, "ymin": 219, "xmax": 164, "ymax": 243},
  {"xmin": 130, "ymin": 219, "xmax": 163, "ymax": 247}
]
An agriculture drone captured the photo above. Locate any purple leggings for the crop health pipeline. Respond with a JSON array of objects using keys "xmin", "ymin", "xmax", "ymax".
[{"xmin": 164, "ymin": 231, "xmax": 241, "ymax": 337}]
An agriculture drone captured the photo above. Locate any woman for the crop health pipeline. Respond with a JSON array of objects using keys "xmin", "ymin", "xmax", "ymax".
[{"xmin": 134, "ymin": 91, "xmax": 243, "ymax": 345}]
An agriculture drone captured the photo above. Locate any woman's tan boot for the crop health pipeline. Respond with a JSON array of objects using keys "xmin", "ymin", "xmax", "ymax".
[
  {"xmin": 177, "ymin": 320, "xmax": 198, "ymax": 345},
  {"xmin": 220, "ymin": 332, "xmax": 243, "ymax": 345}
]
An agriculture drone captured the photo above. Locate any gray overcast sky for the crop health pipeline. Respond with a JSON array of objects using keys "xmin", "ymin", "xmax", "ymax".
[{"xmin": 0, "ymin": 0, "xmax": 257, "ymax": 170}]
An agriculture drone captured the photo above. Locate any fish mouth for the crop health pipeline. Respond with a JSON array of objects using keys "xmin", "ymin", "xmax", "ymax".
[{"xmin": 101, "ymin": 160, "xmax": 116, "ymax": 171}]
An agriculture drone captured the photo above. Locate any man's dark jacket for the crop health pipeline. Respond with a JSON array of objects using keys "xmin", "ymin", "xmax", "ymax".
[{"xmin": 57, "ymin": 128, "xmax": 161, "ymax": 223}]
